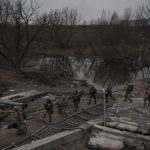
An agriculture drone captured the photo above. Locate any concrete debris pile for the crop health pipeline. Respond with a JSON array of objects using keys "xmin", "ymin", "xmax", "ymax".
[
  {"xmin": 88, "ymin": 132, "xmax": 125, "ymax": 150},
  {"xmin": 88, "ymin": 125, "xmax": 150, "ymax": 150},
  {"xmin": 106, "ymin": 117, "xmax": 138, "ymax": 132},
  {"xmin": 106, "ymin": 116, "xmax": 150, "ymax": 135}
]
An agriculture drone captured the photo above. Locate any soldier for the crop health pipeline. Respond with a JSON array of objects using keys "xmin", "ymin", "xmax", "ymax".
[
  {"xmin": 143, "ymin": 82, "xmax": 150, "ymax": 107},
  {"xmin": 43, "ymin": 96, "xmax": 54, "ymax": 123},
  {"xmin": 14, "ymin": 106, "xmax": 24, "ymax": 135},
  {"xmin": 73, "ymin": 90, "xmax": 80, "ymax": 112},
  {"xmin": 124, "ymin": 82, "xmax": 134, "ymax": 103},
  {"xmin": 88, "ymin": 86, "xmax": 97, "ymax": 104},
  {"xmin": 105, "ymin": 82, "xmax": 116, "ymax": 103},
  {"xmin": 0, "ymin": 89, "xmax": 2, "ymax": 98},
  {"xmin": 59, "ymin": 95, "xmax": 68, "ymax": 118},
  {"xmin": 57, "ymin": 100, "xmax": 62, "ymax": 116},
  {"xmin": 22, "ymin": 104, "xmax": 28, "ymax": 121}
]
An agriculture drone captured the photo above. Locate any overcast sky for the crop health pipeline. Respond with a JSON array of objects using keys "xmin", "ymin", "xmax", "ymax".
[{"xmin": 35, "ymin": 0, "xmax": 143, "ymax": 21}]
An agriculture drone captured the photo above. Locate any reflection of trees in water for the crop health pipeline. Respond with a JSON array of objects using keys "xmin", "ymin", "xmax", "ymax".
[
  {"xmin": 43, "ymin": 56, "xmax": 140, "ymax": 85},
  {"xmin": 45, "ymin": 56, "xmax": 72, "ymax": 73},
  {"xmin": 77, "ymin": 57, "xmax": 141, "ymax": 85},
  {"xmin": 27, "ymin": 56, "xmax": 148, "ymax": 85},
  {"xmin": 93, "ymin": 62, "xmax": 137, "ymax": 85}
]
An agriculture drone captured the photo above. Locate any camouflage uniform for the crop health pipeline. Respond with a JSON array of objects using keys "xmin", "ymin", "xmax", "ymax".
[
  {"xmin": 143, "ymin": 83, "xmax": 150, "ymax": 107},
  {"xmin": 43, "ymin": 98, "xmax": 53, "ymax": 122},
  {"xmin": 60, "ymin": 95, "xmax": 68, "ymax": 118},
  {"xmin": 22, "ymin": 104, "xmax": 28, "ymax": 121},
  {"xmin": 105, "ymin": 82, "xmax": 116, "ymax": 102},
  {"xmin": 15, "ymin": 106, "xmax": 24, "ymax": 134},
  {"xmin": 88, "ymin": 86, "xmax": 97, "ymax": 104},
  {"xmin": 73, "ymin": 91, "xmax": 80, "ymax": 112},
  {"xmin": 124, "ymin": 82, "xmax": 134, "ymax": 103},
  {"xmin": 0, "ymin": 90, "xmax": 2, "ymax": 98}
]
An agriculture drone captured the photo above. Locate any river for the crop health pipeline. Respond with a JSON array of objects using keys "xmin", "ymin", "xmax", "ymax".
[{"xmin": 23, "ymin": 55, "xmax": 150, "ymax": 88}]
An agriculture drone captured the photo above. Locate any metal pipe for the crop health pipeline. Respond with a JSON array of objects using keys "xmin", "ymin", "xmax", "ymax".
[{"xmin": 103, "ymin": 88, "xmax": 106, "ymax": 127}]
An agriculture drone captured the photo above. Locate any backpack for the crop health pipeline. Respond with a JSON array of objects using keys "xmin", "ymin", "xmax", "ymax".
[
  {"xmin": 22, "ymin": 110, "xmax": 27, "ymax": 120},
  {"xmin": 127, "ymin": 85, "xmax": 134, "ymax": 93}
]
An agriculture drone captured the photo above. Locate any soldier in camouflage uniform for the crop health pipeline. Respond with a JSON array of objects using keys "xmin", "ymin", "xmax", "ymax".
[
  {"xmin": 124, "ymin": 82, "xmax": 134, "ymax": 103},
  {"xmin": 105, "ymin": 82, "xmax": 116, "ymax": 103},
  {"xmin": 59, "ymin": 95, "xmax": 68, "ymax": 118},
  {"xmin": 14, "ymin": 106, "xmax": 24, "ymax": 135},
  {"xmin": 143, "ymin": 82, "xmax": 150, "ymax": 107},
  {"xmin": 88, "ymin": 86, "xmax": 97, "ymax": 104},
  {"xmin": 0, "ymin": 89, "xmax": 2, "ymax": 98},
  {"xmin": 43, "ymin": 96, "xmax": 54, "ymax": 122},
  {"xmin": 73, "ymin": 90, "xmax": 80, "ymax": 112}
]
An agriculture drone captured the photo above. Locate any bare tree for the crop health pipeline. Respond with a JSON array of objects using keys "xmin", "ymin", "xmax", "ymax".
[
  {"xmin": 81, "ymin": 9, "xmax": 142, "ymax": 84},
  {"xmin": 136, "ymin": 0, "xmax": 150, "ymax": 65},
  {"xmin": 46, "ymin": 7, "xmax": 80, "ymax": 49},
  {"xmin": 0, "ymin": 0, "xmax": 45, "ymax": 70}
]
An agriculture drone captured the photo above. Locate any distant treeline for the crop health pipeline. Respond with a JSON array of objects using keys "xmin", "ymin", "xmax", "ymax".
[{"xmin": 0, "ymin": 0, "xmax": 150, "ymax": 70}]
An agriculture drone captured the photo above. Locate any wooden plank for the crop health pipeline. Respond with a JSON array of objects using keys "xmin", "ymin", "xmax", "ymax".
[
  {"xmin": 0, "ymin": 101, "xmax": 23, "ymax": 106},
  {"xmin": 0, "ymin": 90, "xmax": 48, "ymax": 103}
]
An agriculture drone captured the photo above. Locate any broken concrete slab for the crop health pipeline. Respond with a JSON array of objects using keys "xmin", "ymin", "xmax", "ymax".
[
  {"xmin": 88, "ymin": 132, "xmax": 125, "ymax": 150},
  {"xmin": 87, "ymin": 117, "xmax": 103, "ymax": 126},
  {"xmin": 106, "ymin": 121, "xmax": 138, "ymax": 132},
  {"xmin": 106, "ymin": 117, "xmax": 138, "ymax": 132},
  {"xmin": 90, "ymin": 125, "xmax": 150, "ymax": 149},
  {"xmin": 0, "ymin": 90, "xmax": 48, "ymax": 103},
  {"xmin": 0, "ymin": 101, "xmax": 23, "ymax": 106},
  {"xmin": 94, "ymin": 125, "xmax": 150, "ymax": 143},
  {"xmin": 12, "ymin": 124, "xmax": 92, "ymax": 150},
  {"xmin": 137, "ymin": 123, "xmax": 150, "ymax": 135}
]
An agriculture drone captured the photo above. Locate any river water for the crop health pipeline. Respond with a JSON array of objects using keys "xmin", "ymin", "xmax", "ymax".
[{"xmin": 24, "ymin": 56, "xmax": 150, "ymax": 88}]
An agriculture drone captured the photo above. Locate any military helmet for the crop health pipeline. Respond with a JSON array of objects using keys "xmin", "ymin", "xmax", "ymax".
[
  {"xmin": 75, "ymin": 90, "xmax": 78, "ymax": 93},
  {"xmin": 107, "ymin": 82, "xmax": 111, "ymax": 85},
  {"xmin": 44, "ymin": 96, "xmax": 50, "ymax": 100},
  {"xmin": 62, "ymin": 95, "xmax": 66, "ymax": 100},
  {"xmin": 44, "ymin": 96, "xmax": 51, "ymax": 102},
  {"xmin": 14, "ymin": 106, "xmax": 20, "ymax": 111}
]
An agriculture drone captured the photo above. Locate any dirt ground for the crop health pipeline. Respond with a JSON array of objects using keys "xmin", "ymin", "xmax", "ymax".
[
  {"xmin": 0, "ymin": 98, "xmax": 103, "ymax": 149},
  {"xmin": 54, "ymin": 96, "xmax": 150, "ymax": 150},
  {"xmin": 0, "ymin": 69, "xmax": 149, "ymax": 150},
  {"xmin": 0, "ymin": 69, "xmax": 103, "ymax": 149}
]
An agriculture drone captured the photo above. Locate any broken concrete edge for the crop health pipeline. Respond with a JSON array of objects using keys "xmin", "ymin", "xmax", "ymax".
[
  {"xmin": 0, "ymin": 101, "xmax": 24, "ymax": 106},
  {"xmin": 0, "ymin": 92, "xmax": 49, "ymax": 103},
  {"xmin": 12, "ymin": 124, "xmax": 93, "ymax": 150},
  {"xmin": 12, "ymin": 92, "xmax": 49, "ymax": 103},
  {"xmin": 94, "ymin": 125, "xmax": 150, "ymax": 143},
  {"xmin": 0, "ymin": 90, "xmax": 37, "ymax": 101},
  {"xmin": 0, "ymin": 91, "xmax": 48, "ymax": 102}
]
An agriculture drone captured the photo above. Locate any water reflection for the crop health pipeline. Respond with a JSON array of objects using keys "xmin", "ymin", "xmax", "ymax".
[{"xmin": 24, "ymin": 56, "xmax": 150, "ymax": 87}]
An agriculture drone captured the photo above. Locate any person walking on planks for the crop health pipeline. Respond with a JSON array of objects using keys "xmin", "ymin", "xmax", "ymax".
[
  {"xmin": 88, "ymin": 86, "xmax": 97, "ymax": 104},
  {"xmin": 105, "ymin": 82, "xmax": 116, "ymax": 103},
  {"xmin": 14, "ymin": 106, "xmax": 24, "ymax": 135},
  {"xmin": 143, "ymin": 81, "xmax": 150, "ymax": 107},
  {"xmin": 124, "ymin": 82, "xmax": 134, "ymax": 103},
  {"xmin": 43, "ymin": 96, "xmax": 54, "ymax": 123},
  {"xmin": 58, "ymin": 95, "xmax": 68, "ymax": 118},
  {"xmin": 0, "ymin": 89, "xmax": 2, "ymax": 98},
  {"xmin": 73, "ymin": 90, "xmax": 80, "ymax": 112}
]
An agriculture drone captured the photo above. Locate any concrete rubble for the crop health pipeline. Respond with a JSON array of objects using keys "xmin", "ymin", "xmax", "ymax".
[
  {"xmin": 88, "ymin": 125, "xmax": 150, "ymax": 150},
  {"xmin": 12, "ymin": 124, "xmax": 92, "ymax": 150},
  {"xmin": 106, "ymin": 117, "xmax": 138, "ymax": 132},
  {"xmin": 88, "ymin": 132, "xmax": 125, "ymax": 150},
  {"xmin": 0, "ymin": 90, "xmax": 48, "ymax": 106}
]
